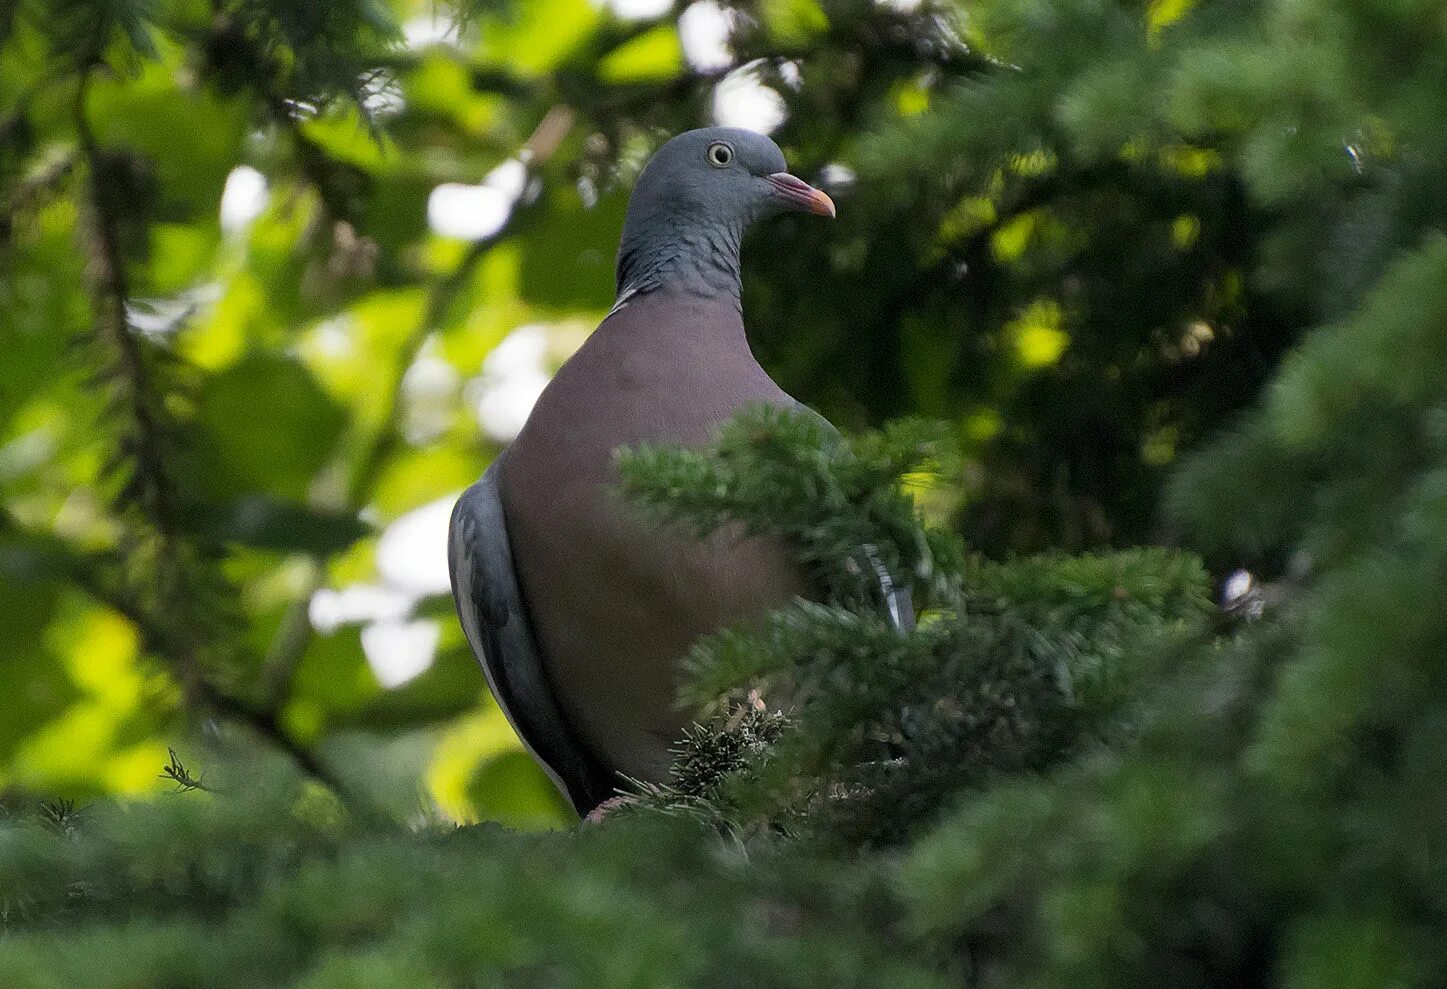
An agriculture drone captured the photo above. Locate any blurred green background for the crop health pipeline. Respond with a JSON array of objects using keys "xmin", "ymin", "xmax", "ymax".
[{"xmin": 2, "ymin": 0, "xmax": 1436, "ymax": 828}]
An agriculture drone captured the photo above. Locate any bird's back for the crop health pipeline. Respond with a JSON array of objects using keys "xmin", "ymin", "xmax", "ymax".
[{"xmin": 498, "ymin": 291, "xmax": 809, "ymax": 782}]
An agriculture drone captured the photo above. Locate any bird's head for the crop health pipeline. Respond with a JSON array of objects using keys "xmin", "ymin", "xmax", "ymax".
[
  {"xmin": 615, "ymin": 128, "xmax": 833, "ymax": 303},
  {"xmin": 627, "ymin": 127, "xmax": 835, "ymax": 229}
]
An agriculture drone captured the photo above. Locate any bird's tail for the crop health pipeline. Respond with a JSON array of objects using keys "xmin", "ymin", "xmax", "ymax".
[{"xmin": 857, "ymin": 543, "xmax": 915, "ymax": 633}]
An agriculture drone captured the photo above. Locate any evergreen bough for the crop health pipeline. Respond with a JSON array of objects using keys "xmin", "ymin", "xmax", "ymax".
[{"xmin": 1, "ymin": 410, "xmax": 1222, "ymax": 985}]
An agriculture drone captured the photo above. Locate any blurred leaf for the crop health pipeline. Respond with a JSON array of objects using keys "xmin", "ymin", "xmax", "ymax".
[
  {"xmin": 0, "ymin": 202, "xmax": 89, "ymax": 431},
  {"xmin": 179, "ymin": 351, "xmax": 348, "ymax": 503},
  {"xmin": 46, "ymin": 0, "xmax": 160, "ymax": 61},
  {"xmin": 298, "ymin": 289, "xmax": 427, "ymax": 412},
  {"xmin": 89, "ymin": 62, "xmax": 247, "ymax": 222},
  {"xmin": 517, "ymin": 187, "xmax": 627, "ymax": 308},
  {"xmin": 144, "ymin": 222, "xmax": 219, "ymax": 296},
  {"xmin": 762, "ymin": 0, "xmax": 829, "ymax": 44},
  {"xmin": 0, "ymin": 579, "xmax": 74, "ymax": 764},
  {"xmin": 178, "ymin": 495, "xmax": 370, "ymax": 553},
  {"xmin": 285, "ymin": 626, "xmax": 379, "ymax": 739},
  {"xmin": 362, "ymin": 170, "xmax": 434, "ymax": 252},
  {"xmin": 7, "ymin": 601, "xmax": 173, "ymax": 794},
  {"xmin": 424, "ymin": 702, "xmax": 572, "ymax": 827},
  {"xmin": 0, "ymin": 529, "xmax": 78, "ymax": 583},
  {"xmin": 465, "ymin": 749, "xmax": 571, "ymax": 829},
  {"xmin": 473, "ymin": 0, "xmax": 599, "ymax": 74},
  {"xmin": 597, "ymin": 25, "xmax": 682, "ymax": 84},
  {"xmin": 372, "ymin": 447, "xmax": 477, "ymax": 517},
  {"xmin": 351, "ymin": 644, "xmax": 483, "ymax": 729},
  {"xmin": 301, "ymin": 111, "xmax": 403, "ymax": 175}
]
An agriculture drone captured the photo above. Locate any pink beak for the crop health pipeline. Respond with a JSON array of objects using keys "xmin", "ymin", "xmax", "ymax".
[{"xmin": 765, "ymin": 172, "xmax": 836, "ymax": 218}]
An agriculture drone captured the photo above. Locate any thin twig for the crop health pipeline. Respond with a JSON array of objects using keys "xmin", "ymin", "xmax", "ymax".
[{"xmin": 159, "ymin": 747, "xmax": 217, "ymax": 793}]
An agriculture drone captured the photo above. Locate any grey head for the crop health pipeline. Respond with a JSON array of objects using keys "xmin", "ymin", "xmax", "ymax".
[{"xmin": 614, "ymin": 127, "xmax": 834, "ymax": 311}]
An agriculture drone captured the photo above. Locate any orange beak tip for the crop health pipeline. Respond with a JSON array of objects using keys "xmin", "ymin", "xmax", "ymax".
[{"xmin": 767, "ymin": 172, "xmax": 837, "ymax": 219}]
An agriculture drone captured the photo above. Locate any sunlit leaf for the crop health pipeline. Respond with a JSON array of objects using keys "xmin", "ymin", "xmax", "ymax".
[
  {"xmin": 472, "ymin": 0, "xmax": 600, "ymax": 74},
  {"xmin": 466, "ymin": 749, "xmax": 571, "ymax": 829},
  {"xmin": 426, "ymin": 701, "xmax": 569, "ymax": 827},
  {"xmin": 597, "ymin": 24, "xmax": 682, "ymax": 84}
]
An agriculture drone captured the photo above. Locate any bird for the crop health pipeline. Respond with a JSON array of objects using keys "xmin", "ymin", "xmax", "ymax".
[{"xmin": 449, "ymin": 127, "xmax": 902, "ymax": 817}]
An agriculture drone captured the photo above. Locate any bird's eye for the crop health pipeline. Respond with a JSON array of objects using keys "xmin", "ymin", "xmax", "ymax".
[{"xmin": 706, "ymin": 142, "xmax": 734, "ymax": 168}]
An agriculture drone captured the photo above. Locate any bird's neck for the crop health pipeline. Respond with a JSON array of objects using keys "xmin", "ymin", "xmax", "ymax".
[{"xmin": 614, "ymin": 208, "xmax": 745, "ymax": 313}]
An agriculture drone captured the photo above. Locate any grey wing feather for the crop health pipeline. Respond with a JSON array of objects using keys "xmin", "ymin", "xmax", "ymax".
[{"xmin": 448, "ymin": 455, "xmax": 616, "ymax": 816}]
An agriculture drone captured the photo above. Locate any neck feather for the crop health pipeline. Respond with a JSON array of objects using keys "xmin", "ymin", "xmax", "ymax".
[{"xmin": 615, "ymin": 207, "xmax": 745, "ymax": 312}]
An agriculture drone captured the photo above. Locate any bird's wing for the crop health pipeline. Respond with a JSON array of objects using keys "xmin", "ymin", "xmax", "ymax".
[
  {"xmin": 448, "ymin": 455, "xmax": 617, "ymax": 816},
  {"xmin": 791, "ymin": 401, "xmax": 915, "ymax": 632}
]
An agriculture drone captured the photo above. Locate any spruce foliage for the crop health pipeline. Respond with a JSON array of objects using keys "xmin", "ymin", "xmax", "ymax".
[
  {"xmin": 620, "ymin": 407, "xmax": 1213, "ymax": 847},
  {"xmin": 1, "ymin": 416, "xmax": 1216, "ymax": 985}
]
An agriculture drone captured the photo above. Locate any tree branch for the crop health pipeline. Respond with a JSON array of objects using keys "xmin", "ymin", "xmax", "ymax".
[
  {"xmin": 73, "ymin": 69, "xmax": 211, "ymax": 707},
  {"xmin": 0, "ymin": 503, "xmax": 351, "ymax": 800}
]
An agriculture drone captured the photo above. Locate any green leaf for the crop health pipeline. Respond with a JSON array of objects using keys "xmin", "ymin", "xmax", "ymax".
[
  {"xmin": 465, "ymin": 749, "xmax": 572, "ymax": 828},
  {"xmin": 89, "ymin": 62, "xmax": 247, "ymax": 222},
  {"xmin": 473, "ymin": 0, "xmax": 600, "ymax": 74},
  {"xmin": 0, "ymin": 576, "xmax": 77, "ymax": 762},
  {"xmin": 761, "ymin": 0, "xmax": 829, "ymax": 44},
  {"xmin": 597, "ymin": 24, "xmax": 683, "ymax": 83},
  {"xmin": 353, "ymin": 644, "xmax": 486, "ymax": 730},
  {"xmin": 285, "ymin": 626, "xmax": 379, "ymax": 735},
  {"xmin": 517, "ymin": 187, "xmax": 628, "ymax": 309},
  {"xmin": 180, "ymin": 352, "xmax": 348, "ymax": 503}
]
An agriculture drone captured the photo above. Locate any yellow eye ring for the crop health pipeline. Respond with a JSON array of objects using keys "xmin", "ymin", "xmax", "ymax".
[{"xmin": 706, "ymin": 142, "xmax": 734, "ymax": 167}]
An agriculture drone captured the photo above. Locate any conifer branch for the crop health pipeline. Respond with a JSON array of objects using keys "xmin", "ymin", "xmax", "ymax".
[
  {"xmin": 37, "ymin": 798, "xmax": 81, "ymax": 835},
  {"xmin": 159, "ymin": 748, "xmax": 215, "ymax": 793},
  {"xmin": 201, "ymin": 5, "xmax": 365, "ymax": 224},
  {"xmin": 73, "ymin": 69, "xmax": 210, "ymax": 707},
  {"xmin": 0, "ymin": 508, "xmax": 345, "ymax": 802}
]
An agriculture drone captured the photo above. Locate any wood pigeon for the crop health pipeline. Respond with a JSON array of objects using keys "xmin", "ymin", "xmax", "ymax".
[{"xmin": 449, "ymin": 127, "xmax": 906, "ymax": 817}]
